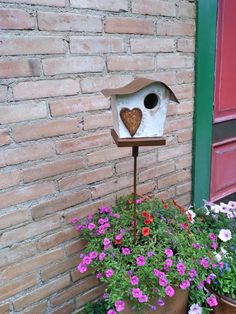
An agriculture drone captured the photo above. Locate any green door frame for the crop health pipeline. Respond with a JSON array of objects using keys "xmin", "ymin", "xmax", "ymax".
[{"xmin": 192, "ymin": 0, "xmax": 218, "ymax": 207}]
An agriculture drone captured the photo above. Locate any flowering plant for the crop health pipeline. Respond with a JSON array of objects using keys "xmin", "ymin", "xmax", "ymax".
[
  {"xmin": 73, "ymin": 195, "xmax": 222, "ymax": 314},
  {"xmin": 190, "ymin": 200, "xmax": 236, "ymax": 306}
]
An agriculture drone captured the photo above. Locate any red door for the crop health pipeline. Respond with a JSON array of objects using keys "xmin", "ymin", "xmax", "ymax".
[{"xmin": 210, "ymin": 0, "xmax": 236, "ymax": 202}]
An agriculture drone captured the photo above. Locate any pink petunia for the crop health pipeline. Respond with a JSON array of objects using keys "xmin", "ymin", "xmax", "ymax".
[
  {"xmin": 179, "ymin": 280, "xmax": 190, "ymax": 289},
  {"xmin": 165, "ymin": 286, "xmax": 175, "ymax": 297},
  {"xmin": 136, "ymin": 256, "xmax": 146, "ymax": 266},
  {"xmin": 164, "ymin": 248, "xmax": 173, "ymax": 257},
  {"xmin": 130, "ymin": 276, "xmax": 139, "ymax": 285},
  {"xmin": 121, "ymin": 247, "xmax": 131, "ymax": 255},
  {"xmin": 115, "ymin": 300, "xmax": 125, "ymax": 312},
  {"xmin": 89, "ymin": 251, "xmax": 98, "ymax": 259},
  {"xmin": 83, "ymin": 255, "xmax": 92, "ymax": 265},
  {"xmin": 138, "ymin": 294, "xmax": 148, "ymax": 303},
  {"xmin": 103, "ymin": 238, "xmax": 111, "ymax": 246},
  {"xmin": 99, "ymin": 252, "xmax": 106, "ymax": 261},
  {"xmin": 176, "ymin": 262, "xmax": 186, "ymax": 275},
  {"xmin": 88, "ymin": 223, "xmax": 96, "ymax": 230},
  {"xmin": 105, "ymin": 269, "xmax": 114, "ymax": 278},
  {"xmin": 77, "ymin": 263, "xmax": 87, "ymax": 273},
  {"xmin": 206, "ymin": 296, "xmax": 218, "ymax": 307},
  {"xmin": 159, "ymin": 277, "xmax": 168, "ymax": 287},
  {"xmin": 132, "ymin": 288, "xmax": 143, "ymax": 299}
]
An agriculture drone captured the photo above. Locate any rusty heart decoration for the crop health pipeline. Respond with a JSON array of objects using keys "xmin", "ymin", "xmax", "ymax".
[{"xmin": 120, "ymin": 107, "xmax": 142, "ymax": 136}]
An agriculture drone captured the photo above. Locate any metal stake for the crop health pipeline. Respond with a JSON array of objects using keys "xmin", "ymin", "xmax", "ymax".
[{"xmin": 132, "ymin": 146, "xmax": 139, "ymax": 244}]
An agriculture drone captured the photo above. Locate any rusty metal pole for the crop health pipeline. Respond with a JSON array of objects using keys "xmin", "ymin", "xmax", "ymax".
[{"xmin": 132, "ymin": 146, "xmax": 139, "ymax": 244}]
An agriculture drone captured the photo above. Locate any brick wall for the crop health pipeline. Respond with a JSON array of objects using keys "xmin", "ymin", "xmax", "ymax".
[{"xmin": 0, "ymin": 0, "xmax": 195, "ymax": 313}]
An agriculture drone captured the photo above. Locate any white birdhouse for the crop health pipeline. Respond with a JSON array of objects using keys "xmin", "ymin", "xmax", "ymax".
[{"xmin": 101, "ymin": 78, "xmax": 179, "ymax": 138}]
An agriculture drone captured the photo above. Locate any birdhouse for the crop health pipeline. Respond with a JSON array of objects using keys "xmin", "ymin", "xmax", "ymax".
[{"xmin": 101, "ymin": 78, "xmax": 179, "ymax": 138}]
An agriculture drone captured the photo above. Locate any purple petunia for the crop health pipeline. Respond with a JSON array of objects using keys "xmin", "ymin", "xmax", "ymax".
[
  {"xmin": 157, "ymin": 298, "xmax": 165, "ymax": 307},
  {"xmin": 136, "ymin": 256, "xmax": 146, "ymax": 266}
]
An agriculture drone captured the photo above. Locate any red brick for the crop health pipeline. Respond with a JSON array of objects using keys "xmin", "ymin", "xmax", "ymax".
[
  {"xmin": 176, "ymin": 194, "xmax": 191, "ymax": 207},
  {"xmin": 0, "ymin": 58, "xmax": 41, "ymax": 79},
  {"xmin": 2, "ymin": 0, "xmax": 65, "ymax": 6},
  {"xmin": 21, "ymin": 301, "xmax": 47, "ymax": 314},
  {"xmin": 0, "ymin": 170, "xmax": 21, "ymax": 190},
  {"xmin": 84, "ymin": 112, "xmax": 112, "ymax": 130},
  {"xmin": 116, "ymin": 152, "xmax": 157, "ymax": 175},
  {"xmin": 2, "ymin": 248, "xmax": 64, "ymax": 280},
  {"xmin": 38, "ymin": 11, "xmax": 102, "ymax": 32},
  {"xmin": 105, "ymin": 17, "xmax": 155, "ymax": 35},
  {"xmin": 56, "ymin": 132, "xmax": 111, "ymax": 154},
  {"xmin": 13, "ymin": 275, "xmax": 71, "ymax": 311},
  {"xmin": 176, "ymin": 181, "xmax": 192, "ymax": 195},
  {"xmin": 177, "ymin": 38, "xmax": 195, "ymax": 53},
  {"xmin": 0, "ymin": 101, "xmax": 47, "ymax": 124},
  {"xmin": 70, "ymin": 36, "xmax": 124, "ymax": 54},
  {"xmin": 132, "ymin": 0, "xmax": 176, "ymax": 17},
  {"xmin": 71, "ymin": 0, "xmax": 128, "ymax": 11},
  {"xmin": 65, "ymin": 195, "xmax": 115, "ymax": 223},
  {"xmin": 71, "ymin": 267, "xmax": 91, "ymax": 282},
  {"xmin": 0, "ymin": 216, "xmax": 60, "ymax": 249},
  {"xmin": 177, "ymin": 100, "xmax": 194, "ymax": 114},
  {"xmin": 158, "ymin": 170, "xmax": 191, "ymax": 189},
  {"xmin": 137, "ymin": 181, "xmax": 156, "ymax": 196},
  {"xmin": 165, "ymin": 116, "xmax": 192, "ymax": 133},
  {"xmin": 3, "ymin": 142, "xmax": 55, "ymax": 165},
  {"xmin": 23, "ymin": 156, "xmax": 85, "ymax": 183},
  {"xmin": 0, "ymin": 36, "xmax": 66, "ymax": 56},
  {"xmin": 139, "ymin": 161, "xmax": 175, "ymax": 182},
  {"xmin": 167, "ymin": 103, "xmax": 177, "ymax": 116},
  {"xmin": 137, "ymin": 71, "xmax": 176, "ymax": 85},
  {"xmin": 0, "ymin": 129, "xmax": 10, "ymax": 146},
  {"xmin": 0, "ymin": 274, "xmax": 38, "ymax": 302},
  {"xmin": 13, "ymin": 79, "xmax": 79, "ymax": 100},
  {"xmin": 0, "ymin": 243, "xmax": 37, "ymax": 269},
  {"xmin": 156, "ymin": 21, "xmax": 195, "ymax": 36},
  {"xmin": 52, "ymin": 302, "xmax": 75, "ymax": 314},
  {"xmin": 65, "ymin": 238, "xmax": 87, "ymax": 256},
  {"xmin": 176, "ymin": 70, "xmax": 194, "ymax": 84},
  {"xmin": 51, "ymin": 276, "xmax": 99, "ymax": 306},
  {"xmin": 0, "ymin": 85, "xmax": 7, "ymax": 102},
  {"xmin": 158, "ymin": 143, "xmax": 192, "ymax": 161},
  {"xmin": 88, "ymin": 146, "xmax": 130, "ymax": 166},
  {"xmin": 177, "ymin": 2, "xmax": 195, "ymax": 18},
  {"xmin": 59, "ymin": 165, "xmax": 113, "ymax": 191},
  {"xmin": 76, "ymin": 285, "xmax": 105, "ymax": 308},
  {"xmin": 80, "ymin": 75, "xmax": 133, "ymax": 93},
  {"xmin": 38, "ymin": 227, "xmax": 77, "ymax": 251},
  {"xmin": 12, "ymin": 118, "xmax": 80, "ymax": 142},
  {"xmin": 0, "ymin": 181, "xmax": 56, "ymax": 210},
  {"xmin": 131, "ymin": 38, "xmax": 175, "ymax": 53},
  {"xmin": 172, "ymin": 84, "xmax": 194, "ymax": 99},
  {"xmin": 155, "ymin": 187, "xmax": 175, "ymax": 200},
  {"xmin": 50, "ymin": 95, "xmax": 110, "ymax": 117},
  {"xmin": 0, "ymin": 8, "xmax": 35, "ymax": 30},
  {"xmin": 31, "ymin": 189, "xmax": 90, "ymax": 220},
  {"xmin": 0, "ymin": 303, "xmax": 10, "ymax": 314},
  {"xmin": 176, "ymin": 154, "xmax": 192, "ymax": 170},
  {"xmin": 0, "ymin": 209, "xmax": 29, "ymax": 230},
  {"xmin": 177, "ymin": 129, "xmax": 193, "ymax": 143},
  {"xmin": 41, "ymin": 255, "xmax": 80, "ymax": 281},
  {"xmin": 43, "ymin": 56, "xmax": 105, "ymax": 76},
  {"xmin": 92, "ymin": 176, "xmax": 133, "ymax": 199},
  {"xmin": 157, "ymin": 54, "xmax": 194, "ymax": 69},
  {"xmin": 107, "ymin": 55, "xmax": 155, "ymax": 71}
]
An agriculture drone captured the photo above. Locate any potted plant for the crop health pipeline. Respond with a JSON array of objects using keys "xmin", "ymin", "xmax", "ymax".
[
  {"xmin": 191, "ymin": 200, "xmax": 236, "ymax": 314},
  {"xmin": 72, "ymin": 195, "xmax": 219, "ymax": 314}
]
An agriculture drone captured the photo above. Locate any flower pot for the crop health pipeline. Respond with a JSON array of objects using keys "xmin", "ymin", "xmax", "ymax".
[
  {"xmin": 207, "ymin": 287, "xmax": 236, "ymax": 314},
  {"xmin": 122, "ymin": 289, "xmax": 189, "ymax": 314}
]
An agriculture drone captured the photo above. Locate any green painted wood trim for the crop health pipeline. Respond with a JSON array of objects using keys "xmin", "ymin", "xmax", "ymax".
[{"xmin": 192, "ymin": 0, "xmax": 218, "ymax": 207}]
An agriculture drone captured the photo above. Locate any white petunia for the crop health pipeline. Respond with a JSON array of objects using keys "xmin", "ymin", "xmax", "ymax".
[
  {"xmin": 188, "ymin": 303, "xmax": 202, "ymax": 314},
  {"xmin": 218, "ymin": 229, "xmax": 232, "ymax": 242},
  {"xmin": 211, "ymin": 204, "xmax": 221, "ymax": 213},
  {"xmin": 214, "ymin": 253, "xmax": 222, "ymax": 262},
  {"xmin": 186, "ymin": 210, "xmax": 196, "ymax": 223}
]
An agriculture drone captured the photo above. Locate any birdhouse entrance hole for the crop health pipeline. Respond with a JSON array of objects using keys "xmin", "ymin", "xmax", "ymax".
[{"xmin": 144, "ymin": 93, "xmax": 159, "ymax": 110}]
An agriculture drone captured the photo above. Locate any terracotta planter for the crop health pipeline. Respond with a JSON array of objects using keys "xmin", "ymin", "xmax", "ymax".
[
  {"xmin": 122, "ymin": 289, "xmax": 189, "ymax": 314},
  {"xmin": 212, "ymin": 292, "xmax": 236, "ymax": 314}
]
